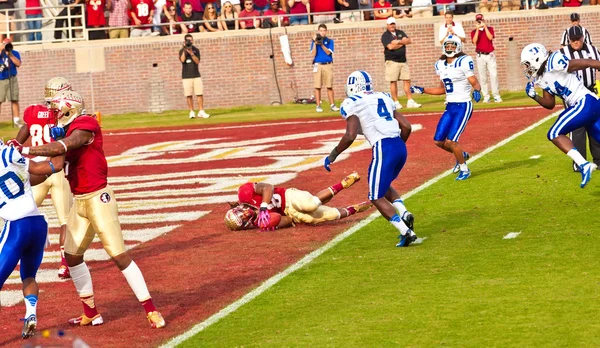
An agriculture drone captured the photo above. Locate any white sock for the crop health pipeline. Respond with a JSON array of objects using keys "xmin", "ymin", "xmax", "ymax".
[
  {"xmin": 69, "ymin": 262, "xmax": 94, "ymax": 297},
  {"xmin": 122, "ymin": 261, "xmax": 151, "ymax": 302},
  {"xmin": 459, "ymin": 163, "xmax": 469, "ymax": 172},
  {"xmin": 567, "ymin": 148, "xmax": 587, "ymax": 167},
  {"xmin": 392, "ymin": 199, "xmax": 407, "ymax": 216},
  {"xmin": 24, "ymin": 295, "xmax": 37, "ymax": 318},
  {"xmin": 390, "ymin": 214, "xmax": 409, "ymax": 235}
]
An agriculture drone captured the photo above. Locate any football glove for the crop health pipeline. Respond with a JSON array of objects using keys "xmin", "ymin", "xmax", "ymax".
[
  {"xmin": 472, "ymin": 90, "xmax": 482, "ymax": 103},
  {"xmin": 324, "ymin": 156, "xmax": 332, "ymax": 172},
  {"xmin": 525, "ymin": 82, "xmax": 537, "ymax": 99},
  {"xmin": 5, "ymin": 138, "xmax": 21, "ymax": 148},
  {"xmin": 410, "ymin": 86, "xmax": 424, "ymax": 94},
  {"xmin": 50, "ymin": 126, "xmax": 66, "ymax": 140},
  {"xmin": 257, "ymin": 203, "xmax": 270, "ymax": 229}
]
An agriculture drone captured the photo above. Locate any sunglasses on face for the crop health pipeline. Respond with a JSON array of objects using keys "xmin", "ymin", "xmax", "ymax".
[
  {"xmin": 207, "ymin": 6, "xmax": 214, "ymax": 9},
  {"xmin": 224, "ymin": 5, "xmax": 232, "ymax": 7},
  {"xmin": 169, "ymin": 7, "xmax": 175, "ymax": 10},
  {"xmin": 245, "ymin": 3, "xmax": 253, "ymax": 5}
]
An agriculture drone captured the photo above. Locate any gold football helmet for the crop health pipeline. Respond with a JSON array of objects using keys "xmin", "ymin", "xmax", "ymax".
[
  {"xmin": 44, "ymin": 77, "xmax": 72, "ymax": 102},
  {"xmin": 224, "ymin": 204, "xmax": 257, "ymax": 231},
  {"xmin": 49, "ymin": 90, "xmax": 85, "ymax": 127}
]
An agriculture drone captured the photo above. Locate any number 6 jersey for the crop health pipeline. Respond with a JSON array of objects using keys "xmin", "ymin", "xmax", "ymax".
[{"xmin": 435, "ymin": 55, "xmax": 476, "ymax": 103}]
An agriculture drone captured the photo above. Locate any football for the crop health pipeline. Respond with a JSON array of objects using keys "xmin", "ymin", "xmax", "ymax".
[{"xmin": 254, "ymin": 212, "xmax": 281, "ymax": 230}]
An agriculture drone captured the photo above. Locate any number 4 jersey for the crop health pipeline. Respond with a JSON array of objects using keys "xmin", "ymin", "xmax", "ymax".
[
  {"xmin": 340, "ymin": 92, "xmax": 401, "ymax": 146},
  {"xmin": 23, "ymin": 104, "xmax": 53, "ymax": 147},
  {"xmin": 435, "ymin": 55, "xmax": 475, "ymax": 103},
  {"xmin": 536, "ymin": 51, "xmax": 594, "ymax": 108}
]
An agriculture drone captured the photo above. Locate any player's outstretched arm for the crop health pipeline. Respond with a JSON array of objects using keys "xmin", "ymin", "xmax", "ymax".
[
  {"xmin": 22, "ymin": 129, "xmax": 93, "ymax": 157},
  {"xmin": 254, "ymin": 182, "xmax": 274, "ymax": 205},
  {"xmin": 393, "ymin": 111, "xmax": 412, "ymax": 142},
  {"xmin": 411, "ymin": 82, "xmax": 446, "ymax": 96},
  {"xmin": 28, "ymin": 155, "xmax": 66, "ymax": 186},
  {"xmin": 324, "ymin": 115, "xmax": 360, "ymax": 171},
  {"xmin": 567, "ymin": 59, "xmax": 600, "ymax": 73}
]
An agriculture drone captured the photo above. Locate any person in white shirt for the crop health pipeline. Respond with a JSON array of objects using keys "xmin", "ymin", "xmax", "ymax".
[
  {"xmin": 411, "ymin": 0, "xmax": 433, "ymax": 17},
  {"xmin": 438, "ymin": 11, "xmax": 465, "ymax": 44}
]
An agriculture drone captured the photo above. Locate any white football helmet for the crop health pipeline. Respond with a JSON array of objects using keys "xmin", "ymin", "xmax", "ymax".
[
  {"xmin": 345, "ymin": 70, "xmax": 373, "ymax": 97},
  {"xmin": 49, "ymin": 90, "xmax": 85, "ymax": 128},
  {"xmin": 224, "ymin": 204, "xmax": 257, "ymax": 231},
  {"xmin": 521, "ymin": 43, "xmax": 548, "ymax": 81},
  {"xmin": 44, "ymin": 77, "xmax": 72, "ymax": 102},
  {"xmin": 442, "ymin": 35, "xmax": 463, "ymax": 58}
]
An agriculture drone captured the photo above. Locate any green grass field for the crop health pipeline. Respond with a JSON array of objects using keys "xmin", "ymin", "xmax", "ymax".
[{"xmin": 177, "ymin": 116, "xmax": 600, "ymax": 347}]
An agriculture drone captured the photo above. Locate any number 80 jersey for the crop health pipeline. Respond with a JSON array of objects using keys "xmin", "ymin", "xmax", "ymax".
[
  {"xmin": 435, "ymin": 55, "xmax": 475, "ymax": 103},
  {"xmin": 535, "ymin": 52, "xmax": 593, "ymax": 108},
  {"xmin": 340, "ymin": 92, "xmax": 401, "ymax": 147},
  {"xmin": 23, "ymin": 104, "xmax": 53, "ymax": 147}
]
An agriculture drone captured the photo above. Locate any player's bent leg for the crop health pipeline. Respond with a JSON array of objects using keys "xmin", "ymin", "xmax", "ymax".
[
  {"xmin": 65, "ymin": 253, "xmax": 103, "ymax": 327},
  {"xmin": 371, "ymin": 197, "xmax": 417, "ymax": 247},
  {"xmin": 286, "ymin": 188, "xmax": 322, "ymax": 213},
  {"xmin": 315, "ymin": 172, "xmax": 360, "ymax": 205},
  {"xmin": 337, "ymin": 201, "xmax": 373, "ymax": 218}
]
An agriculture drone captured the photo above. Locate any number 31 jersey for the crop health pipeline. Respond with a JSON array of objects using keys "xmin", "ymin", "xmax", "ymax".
[
  {"xmin": 23, "ymin": 104, "xmax": 52, "ymax": 147},
  {"xmin": 340, "ymin": 92, "xmax": 400, "ymax": 146},
  {"xmin": 536, "ymin": 52, "xmax": 594, "ymax": 108},
  {"xmin": 435, "ymin": 55, "xmax": 475, "ymax": 103}
]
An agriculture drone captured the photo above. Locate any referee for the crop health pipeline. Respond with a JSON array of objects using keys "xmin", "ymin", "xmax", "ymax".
[
  {"xmin": 560, "ymin": 25, "xmax": 600, "ymax": 172},
  {"xmin": 561, "ymin": 13, "xmax": 592, "ymax": 47}
]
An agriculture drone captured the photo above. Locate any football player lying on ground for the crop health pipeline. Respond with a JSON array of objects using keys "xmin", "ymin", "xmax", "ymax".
[{"xmin": 224, "ymin": 172, "xmax": 373, "ymax": 231}]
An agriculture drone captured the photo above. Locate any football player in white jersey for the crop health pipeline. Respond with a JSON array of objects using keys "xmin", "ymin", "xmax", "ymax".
[
  {"xmin": 323, "ymin": 70, "xmax": 418, "ymax": 247},
  {"xmin": 521, "ymin": 43, "xmax": 600, "ymax": 188},
  {"xmin": 0, "ymin": 141, "xmax": 64, "ymax": 339},
  {"xmin": 410, "ymin": 35, "xmax": 482, "ymax": 180}
]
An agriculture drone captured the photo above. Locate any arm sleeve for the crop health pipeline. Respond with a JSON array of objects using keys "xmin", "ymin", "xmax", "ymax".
[
  {"xmin": 328, "ymin": 39, "xmax": 334, "ymax": 53},
  {"xmin": 455, "ymin": 24, "xmax": 465, "ymax": 39},
  {"xmin": 488, "ymin": 26, "xmax": 495, "ymax": 38},
  {"xmin": 381, "ymin": 32, "xmax": 391, "ymax": 47},
  {"xmin": 340, "ymin": 98, "xmax": 356, "ymax": 120},
  {"xmin": 310, "ymin": 40, "xmax": 314, "ymax": 52},
  {"xmin": 547, "ymin": 52, "xmax": 570, "ymax": 73},
  {"xmin": 22, "ymin": 105, "xmax": 33, "ymax": 126},
  {"xmin": 561, "ymin": 30, "xmax": 568, "ymax": 46}
]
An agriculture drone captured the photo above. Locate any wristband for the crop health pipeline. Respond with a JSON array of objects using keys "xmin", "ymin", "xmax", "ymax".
[
  {"xmin": 48, "ymin": 161, "xmax": 56, "ymax": 173},
  {"xmin": 58, "ymin": 140, "xmax": 68, "ymax": 153},
  {"xmin": 22, "ymin": 147, "xmax": 30, "ymax": 155},
  {"xmin": 260, "ymin": 202, "xmax": 268, "ymax": 210},
  {"xmin": 328, "ymin": 147, "xmax": 340, "ymax": 163}
]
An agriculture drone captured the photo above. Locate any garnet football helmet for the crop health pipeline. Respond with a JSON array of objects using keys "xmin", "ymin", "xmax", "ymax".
[
  {"xmin": 224, "ymin": 204, "xmax": 257, "ymax": 231},
  {"xmin": 44, "ymin": 77, "xmax": 72, "ymax": 102},
  {"xmin": 49, "ymin": 90, "xmax": 85, "ymax": 128}
]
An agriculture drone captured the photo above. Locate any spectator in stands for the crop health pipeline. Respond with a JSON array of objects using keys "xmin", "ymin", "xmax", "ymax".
[
  {"xmin": 0, "ymin": 39, "xmax": 20, "ymax": 125},
  {"xmin": 219, "ymin": 1, "xmax": 239, "ymax": 29},
  {"xmin": 373, "ymin": 0, "xmax": 392, "ymax": 20},
  {"xmin": 162, "ymin": 0, "xmax": 179, "ymax": 19},
  {"xmin": 161, "ymin": 5, "xmax": 188, "ymax": 34},
  {"xmin": 381, "ymin": 17, "xmax": 420, "ymax": 109},
  {"xmin": 180, "ymin": 34, "xmax": 210, "ymax": 119},
  {"xmin": 478, "ymin": 0, "xmax": 498, "ymax": 12},
  {"xmin": 359, "ymin": 0, "xmax": 372, "ymax": 21},
  {"xmin": 471, "ymin": 13, "xmax": 501, "ymax": 103},
  {"xmin": 86, "ymin": 0, "xmax": 107, "ymax": 40},
  {"xmin": 311, "ymin": 24, "xmax": 339, "ymax": 113},
  {"xmin": 438, "ymin": 11, "xmax": 465, "ymax": 44},
  {"xmin": 54, "ymin": 0, "xmax": 83, "ymax": 41},
  {"xmin": 203, "ymin": 2, "xmax": 222, "ymax": 30},
  {"xmin": 239, "ymin": 0, "xmax": 260, "ymax": 29},
  {"xmin": 391, "ymin": 0, "xmax": 412, "ymax": 19},
  {"xmin": 337, "ymin": 0, "xmax": 360, "ymax": 22},
  {"xmin": 311, "ymin": 0, "xmax": 335, "ymax": 24},
  {"xmin": 435, "ymin": 0, "xmax": 455, "ymax": 16},
  {"xmin": 222, "ymin": 0, "xmax": 241, "ymax": 12},
  {"xmin": 500, "ymin": 0, "xmax": 520, "ymax": 10},
  {"xmin": 25, "ymin": 0, "xmax": 43, "ymax": 42},
  {"xmin": 253, "ymin": 0, "xmax": 269, "ymax": 11},
  {"xmin": 130, "ymin": 0, "xmax": 155, "ymax": 36},
  {"xmin": 455, "ymin": 0, "xmax": 476, "ymax": 14},
  {"xmin": 182, "ymin": 0, "xmax": 204, "ymax": 16},
  {"xmin": 561, "ymin": 13, "xmax": 592, "ymax": 46},
  {"xmin": 107, "ymin": 0, "xmax": 130, "ymax": 38},
  {"xmin": 153, "ymin": 0, "xmax": 166, "ymax": 35},
  {"xmin": 263, "ymin": 0, "xmax": 289, "ymax": 27},
  {"xmin": 411, "ymin": 0, "xmax": 432, "ymax": 17},
  {"xmin": 181, "ymin": 2, "xmax": 203, "ymax": 32},
  {"xmin": 0, "ymin": 0, "xmax": 16, "ymax": 41},
  {"xmin": 288, "ymin": 0, "xmax": 310, "ymax": 25}
]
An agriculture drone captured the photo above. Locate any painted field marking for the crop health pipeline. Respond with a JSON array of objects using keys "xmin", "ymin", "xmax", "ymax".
[
  {"xmin": 160, "ymin": 109, "xmax": 562, "ymax": 348},
  {"xmin": 530, "ymin": 155, "xmax": 541, "ymax": 159},
  {"xmin": 503, "ymin": 232, "xmax": 522, "ymax": 239}
]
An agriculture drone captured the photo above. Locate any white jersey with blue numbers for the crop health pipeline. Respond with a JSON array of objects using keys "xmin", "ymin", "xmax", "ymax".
[
  {"xmin": 536, "ymin": 51, "xmax": 596, "ymax": 108},
  {"xmin": 340, "ymin": 91, "xmax": 401, "ymax": 147},
  {"xmin": 435, "ymin": 55, "xmax": 475, "ymax": 103},
  {"xmin": 0, "ymin": 145, "xmax": 39, "ymax": 221}
]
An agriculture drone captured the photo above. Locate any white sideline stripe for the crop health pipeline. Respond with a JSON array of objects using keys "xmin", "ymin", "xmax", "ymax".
[
  {"xmin": 160, "ymin": 109, "xmax": 561, "ymax": 348},
  {"xmin": 503, "ymin": 232, "xmax": 522, "ymax": 239},
  {"xmin": 530, "ymin": 155, "xmax": 541, "ymax": 159}
]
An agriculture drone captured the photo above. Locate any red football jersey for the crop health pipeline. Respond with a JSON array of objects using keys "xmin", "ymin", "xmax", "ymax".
[
  {"xmin": 130, "ymin": 0, "xmax": 153, "ymax": 27},
  {"xmin": 23, "ymin": 104, "xmax": 53, "ymax": 147},
  {"xmin": 86, "ymin": 0, "xmax": 106, "ymax": 26},
  {"xmin": 64, "ymin": 116, "xmax": 108, "ymax": 195},
  {"xmin": 238, "ymin": 182, "xmax": 287, "ymax": 215}
]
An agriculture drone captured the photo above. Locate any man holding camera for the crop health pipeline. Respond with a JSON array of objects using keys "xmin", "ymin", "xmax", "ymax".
[
  {"xmin": 471, "ymin": 13, "xmax": 501, "ymax": 103},
  {"xmin": 311, "ymin": 24, "xmax": 339, "ymax": 113},
  {"xmin": 180, "ymin": 34, "xmax": 210, "ymax": 119},
  {"xmin": 0, "ymin": 38, "xmax": 21, "ymax": 126}
]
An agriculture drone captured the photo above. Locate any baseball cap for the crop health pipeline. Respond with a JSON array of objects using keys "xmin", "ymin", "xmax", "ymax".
[
  {"xmin": 386, "ymin": 17, "xmax": 396, "ymax": 25},
  {"xmin": 568, "ymin": 25, "xmax": 584, "ymax": 41},
  {"xmin": 475, "ymin": 14, "xmax": 483, "ymax": 21},
  {"xmin": 570, "ymin": 13, "xmax": 580, "ymax": 22},
  {"xmin": 270, "ymin": 0, "xmax": 278, "ymax": 4},
  {"xmin": 2, "ymin": 38, "xmax": 11, "ymax": 44}
]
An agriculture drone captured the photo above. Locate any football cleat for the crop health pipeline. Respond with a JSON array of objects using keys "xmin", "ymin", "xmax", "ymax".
[
  {"xmin": 456, "ymin": 170, "xmax": 471, "ymax": 181},
  {"xmin": 580, "ymin": 162, "xmax": 597, "ymax": 188},
  {"xmin": 147, "ymin": 311, "xmax": 166, "ymax": 329},
  {"xmin": 453, "ymin": 152, "xmax": 471, "ymax": 173},
  {"xmin": 396, "ymin": 230, "xmax": 417, "ymax": 247},
  {"xmin": 401, "ymin": 211, "xmax": 414, "ymax": 231},
  {"xmin": 352, "ymin": 201, "xmax": 373, "ymax": 213},
  {"xmin": 58, "ymin": 265, "xmax": 70, "ymax": 279},
  {"xmin": 21, "ymin": 314, "xmax": 37, "ymax": 339},
  {"xmin": 68, "ymin": 314, "xmax": 104, "ymax": 327},
  {"xmin": 341, "ymin": 172, "xmax": 360, "ymax": 189}
]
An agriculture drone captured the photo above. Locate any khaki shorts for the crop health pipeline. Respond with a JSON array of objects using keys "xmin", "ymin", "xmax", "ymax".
[
  {"xmin": 385, "ymin": 61, "xmax": 411, "ymax": 82},
  {"xmin": 32, "ymin": 169, "xmax": 73, "ymax": 226},
  {"xmin": 0, "ymin": 77, "xmax": 19, "ymax": 102},
  {"xmin": 109, "ymin": 28, "xmax": 129, "ymax": 39},
  {"xmin": 0, "ymin": 13, "xmax": 16, "ymax": 34},
  {"xmin": 130, "ymin": 28, "xmax": 152, "ymax": 37},
  {"xmin": 183, "ymin": 77, "xmax": 204, "ymax": 96},
  {"xmin": 284, "ymin": 188, "xmax": 341, "ymax": 224},
  {"xmin": 314, "ymin": 63, "xmax": 333, "ymax": 89}
]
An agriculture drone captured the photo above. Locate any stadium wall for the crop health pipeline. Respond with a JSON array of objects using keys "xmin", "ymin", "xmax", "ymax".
[{"xmin": 10, "ymin": 7, "xmax": 600, "ymax": 118}]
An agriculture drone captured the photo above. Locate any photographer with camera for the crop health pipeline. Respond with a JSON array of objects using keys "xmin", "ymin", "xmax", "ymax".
[
  {"xmin": 180, "ymin": 34, "xmax": 210, "ymax": 119},
  {"xmin": 0, "ymin": 38, "xmax": 20, "ymax": 126},
  {"xmin": 310, "ymin": 24, "xmax": 339, "ymax": 113},
  {"xmin": 470, "ymin": 13, "xmax": 501, "ymax": 103}
]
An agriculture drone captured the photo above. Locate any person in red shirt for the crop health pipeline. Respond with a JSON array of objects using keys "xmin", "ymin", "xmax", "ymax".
[
  {"xmin": 239, "ymin": 0, "xmax": 261, "ymax": 29},
  {"xmin": 470, "ymin": 13, "xmax": 501, "ymax": 103},
  {"xmin": 288, "ymin": 0, "xmax": 309, "ymax": 25},
  {"xmin": 130, "ymin": 0, "xmax": 155, "ymax": 36},
  {"xmin": 25, "ymin": 0, "xmax": 43, "ymax": 41},
  {"xmin": 263, "ymin": 0, "xmax": 289, "ymax": 27},
  {"xmin": 311, "ymin": 0, "xmax": 335, "ymax": 24},
  {"xmin": 563, "ymin": 0, "xmax": 582, "ymax": 7},
  {"xmin": 17, "ymin": 90, "xmax": 165, "ymax": 329},
  {"xmin": 373, "ymin": 0, "xmax": 391, "ymax": 19},
  {"xmin": 86, "ymin": 0, "xmax": 107, "ymax": 40},
  {"xmin": 225, "ymin": 172, "xmax": 373, "ymax": 231}
]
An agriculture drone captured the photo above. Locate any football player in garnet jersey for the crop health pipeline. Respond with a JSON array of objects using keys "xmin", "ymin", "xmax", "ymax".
[
  {"xmin": 224, "ymin": 172, "xmax": 373, "ymax": 231},
  {"xmin": 15, "ymin": 90, "xmax": 165, "ymax": 329},
  {"xmin": 6, "ymin": 77, "xmax": 74, "ymax": 279}
]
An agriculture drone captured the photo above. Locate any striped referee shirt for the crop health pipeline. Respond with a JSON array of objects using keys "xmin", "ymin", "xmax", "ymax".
[
  {"xmin": 559, "ymin": 43, "xmax": 600, "ymax": 90},
  {"xmin": 561, "ymin": 26, "xmax": 593, "ymax": 47}
]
